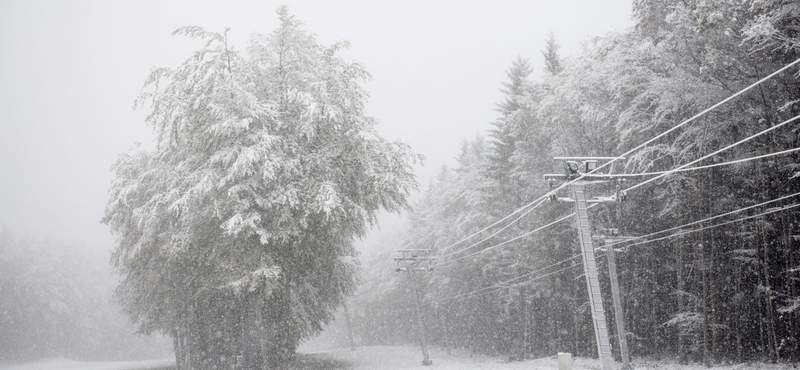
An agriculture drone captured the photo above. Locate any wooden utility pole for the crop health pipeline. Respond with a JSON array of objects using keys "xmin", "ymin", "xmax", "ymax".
[
  {"xmin": 395, "ymin": 249, "xmax": 435, "ymax": 366},
  {"xmin": 545, "ymin": 157, "xmax": 631, "ymax": 370}
]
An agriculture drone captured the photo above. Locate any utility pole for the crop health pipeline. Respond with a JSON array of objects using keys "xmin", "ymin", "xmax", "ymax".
[
  {"xmin": 545, "ymin": 157, "xmax": 629, "ymax": 370},
  {"xmin": 597, "ymin": 229, "xmax": 633, "ymax": 370},
  {"xmin": 606, "ymin": 243, "xmax": 630, "ymax": 369},
  {"xmin": 395, "ymin": 249, "xmax": 435, "ymax": 366}
]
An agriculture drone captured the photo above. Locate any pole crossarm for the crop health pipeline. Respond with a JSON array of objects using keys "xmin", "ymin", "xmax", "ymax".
[
  {"xmin": 553, "ymin": 156, "xmax": 626, "ymax": 161},
  {"xmin": 394, "ymin": 249, "xmax": 435, "ymax": 272}
]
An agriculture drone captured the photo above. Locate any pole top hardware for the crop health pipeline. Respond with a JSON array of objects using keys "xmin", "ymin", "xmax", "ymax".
[
  {"xmin": 544, "ymin": 156, "xmax": 627, "ymax": 182},
  {"xmin": 395, "ymin": 249, "xmax": 435, "ymax": 272},
  {"xmin": 545, "ymin": 156, "xmax": 631, "ymax": 202},
  {"xmin": 592, "ymin": 228, "xmax": 636, "ymax": 252}
]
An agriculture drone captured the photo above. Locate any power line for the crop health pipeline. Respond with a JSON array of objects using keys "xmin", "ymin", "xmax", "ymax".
[
  {"xmin": 436, "ymin": 204, "xmax": 598, "ymax": 266},
  {"xmin": 604, "ymin": 147, "xmax": 800, "ymax": 177},
  {"xmin": 435, "ymin": 255, "xmax": 582, "ymax": 302},
  {"xmin": 603, "ymin": 192, "xmax": 800, "ymax": 250},
  {"xmin": 434, "ymin": 57, "xmax": 800, "ymax": 255},
  {"xmin": 432, "ymin": 162, "xmax": 800, "ymax": 316},
  {"xmin": 437, "ymin": 198, "xmax": 548, "ymax": 260},
  {"xmin": 440, "ymin": 146, "xmax": 799, "ymax": 267},
  {"xmin": 459, "ymin": 264, "xmax": 581, "ymax": 301},
  {"xmin": 437, "ymin": 201, "xmax": 800, "ymax": 304},
  {"xmin": 617, "ymin": 203, "xmax": 800, "ymax": 250},
  {"xmin": 626, "ymin": 114, "xmax": 800, "ymax": 193},
  {"xmin": 435, "ymin": 194, "xmax": 549, "ymax": 255},
  {"xmin": 543, "ymin": 58, "xmax": 800, "ymax": 199}
]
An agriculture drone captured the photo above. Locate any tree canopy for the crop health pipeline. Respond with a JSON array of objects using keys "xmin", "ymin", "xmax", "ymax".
[{"xmin": 103, "ymin": 7, "xmax": 419, "ymax": 369}]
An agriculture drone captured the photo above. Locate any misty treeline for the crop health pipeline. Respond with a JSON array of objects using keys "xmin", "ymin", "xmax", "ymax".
[
  {"xmin": 0, "ymin": 231, "xmax": 171, "ymax": 361},
  {"xmin": 102, "ymin": 6, "xmax": 418, "ymax": 370},
  {"xmin": 348, "ymin": 0, "xmax": 800, "ymax": 366}
]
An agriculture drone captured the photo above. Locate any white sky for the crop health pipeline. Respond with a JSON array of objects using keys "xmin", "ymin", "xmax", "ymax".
[{"xmin": 0, "ymin": 1, "xmax": 632, "ymax": 253}]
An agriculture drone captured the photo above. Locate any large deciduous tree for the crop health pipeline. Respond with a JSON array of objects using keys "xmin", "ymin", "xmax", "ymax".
[{"xmin": 103, "ymin": 7, "xmax": 418, "ymax": 369}]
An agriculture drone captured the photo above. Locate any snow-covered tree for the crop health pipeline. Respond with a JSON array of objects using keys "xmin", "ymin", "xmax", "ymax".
[
  {"xmin": 542, "ymin": 32, "xmax": 563, "ymax": 76},
  {"xmin": 103, "ymin": 7, "xmax": 418, "ymax": 369}
]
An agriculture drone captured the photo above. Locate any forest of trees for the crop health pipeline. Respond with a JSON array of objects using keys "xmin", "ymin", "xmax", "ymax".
[
  {"xmin": 0, "ymin": 231, "xmax": 171, "ymax": 361},
  {"xmin": 348, "ymin": 0, "xmax": 800, "ymax": 366},
  {"xmin": 10, "ymin": 0, "xmax": 800, "ymax": 368}
]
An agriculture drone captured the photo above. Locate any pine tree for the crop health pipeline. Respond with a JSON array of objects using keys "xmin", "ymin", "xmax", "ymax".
[{"xmin": 542, "ymin": 32, "xmax": 563, "ymax": 76}]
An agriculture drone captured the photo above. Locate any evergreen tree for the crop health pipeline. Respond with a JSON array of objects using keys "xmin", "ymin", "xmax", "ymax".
[
  {"xmin": 542, "ymin": 32, "xmax": 563, "ymax": 76},
  {"xmin": 353, "ymin": 1, "xmax": 800, "ymax": 365}
]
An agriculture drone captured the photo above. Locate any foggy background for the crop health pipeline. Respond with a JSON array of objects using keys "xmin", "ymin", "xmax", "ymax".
[
  {"xmin": 0, "ymin": 0, "xmax": 632, "ymax": 251},
  {"xmin": 0, "ymin": 0, "xmax": 632, "ymax": 363}
]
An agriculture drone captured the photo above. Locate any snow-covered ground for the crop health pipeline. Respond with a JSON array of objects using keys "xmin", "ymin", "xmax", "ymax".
[
  {"xmin": 0, "ymin": 358, "xmax": 174, "ymax": 370},
  {"xmin": 302, "ymin": 345, "xmax": 562, "ymax": 369},
  {"xmin": 300, "ymin": 345, "xmax": 799, "ymax": 370},
  {"xmin": 2, "ymin": 347, "xmax": 797, "ymax": 370}
]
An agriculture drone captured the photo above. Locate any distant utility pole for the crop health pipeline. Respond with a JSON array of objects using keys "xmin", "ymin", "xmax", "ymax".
[
  {"xmin": 395, "ymin": 249, "xmax": 435, "ymax": 366},
  {"xmin": 545, "ymin": 157, "xmax": 631, "ymax": 370}
]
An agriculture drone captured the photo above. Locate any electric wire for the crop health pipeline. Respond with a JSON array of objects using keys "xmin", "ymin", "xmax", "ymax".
[
  {"xmin": 439, "ymin": 146, "xmax": 799, "ymax": 265},
  {"xmin": 600, "ymin": 147, "xmax": 800, "ymax": 177},
  {"xmin": 430, "ymin": 149, "xmax": 800, "ymax": 305},
  {"xmin": 436, "ymin": 197, "xmax": 548, "ymax": 260},
  {"xmin": 603, "ymin": 191, "xmax": 800, "ymax": 250},
  {"xmin": 625, "ymin": 114, "xmax": 800, "ymax": 193},
  {"xmin": 610, "ymin": 203, "xmax": 800, "ymax": 250},
  {"xmin": 441, "ymin": 200, "xmax": 799, "ymax": 303},
  {"xmin": 439, "ymin": 143, "xmax": 799, "ymax": 267},
  {"xmin": 455, "ymin": 264, "xmax": 582, "ymax": 302},
  {"xmin": 435, "ymin": 255, "xmax": 582, "ymax": 302},
  {"xmin": 433, "ymin": 57, "xmax": 800, "ymax": 256},
  {"xmin": 422, "ymin": 59, "xmax": 800, "ymax": 314},
  {"xmin": 435, "ymin": 193, "xmax": 551, "ymax": 255},
  {"xmin": 540, "ymin": 57, "xmax": 800, "ymax": 202},
  {"xmin": 436, "ymin": 204, "xmax": 599, "ymax": 266}
]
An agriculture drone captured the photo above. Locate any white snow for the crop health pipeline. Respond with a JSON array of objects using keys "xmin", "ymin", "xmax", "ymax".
[
  {"xmin": 0, "ymin": 358, "xmax": 174, "ymax": 370},
  {"xmin": 300, "ymin": 345, "xmax": 799, "ymax": 370},
  {"xmin": 3, "ymin": 347, "xmax": 797, "ymax": 370}
]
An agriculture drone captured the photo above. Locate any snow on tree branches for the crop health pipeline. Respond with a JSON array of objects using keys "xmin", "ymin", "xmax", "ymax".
[{"xmin": 103, "ymin": 7, "xmax": 419, "ymax": 369}]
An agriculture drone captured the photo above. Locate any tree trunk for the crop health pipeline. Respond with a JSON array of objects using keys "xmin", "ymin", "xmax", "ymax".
[
  {"xmin": 677, "ymin": 236, "xmax": 687, "ymax": 364},
  {"xmin": 519, "ymin": 284, "xmax": 528, "ymax": 361},
  {"xmin": 172, "ymin": 328, "xmax": 183, "ymax": 370},
  {"xmin": 761, "ymin": 224, "xmax": 780, "ymax": 362},
  {"xmin": 710, "ymin": 237, "xmax": 719, "ymax": 364},
  {"xmin": 781, "ymin": 197, "xmax": 799, "ymax": 367},
  {"xmin": 343, "ymin": 301, "xmax": 356, "ymax": 351},
  {"xmin": 440, "ymin": 305, "xmax": 451, "ymax": 356},
  {"xmin": 701, "ymin": 239, "xmax": 710, "ymax": 366}
]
